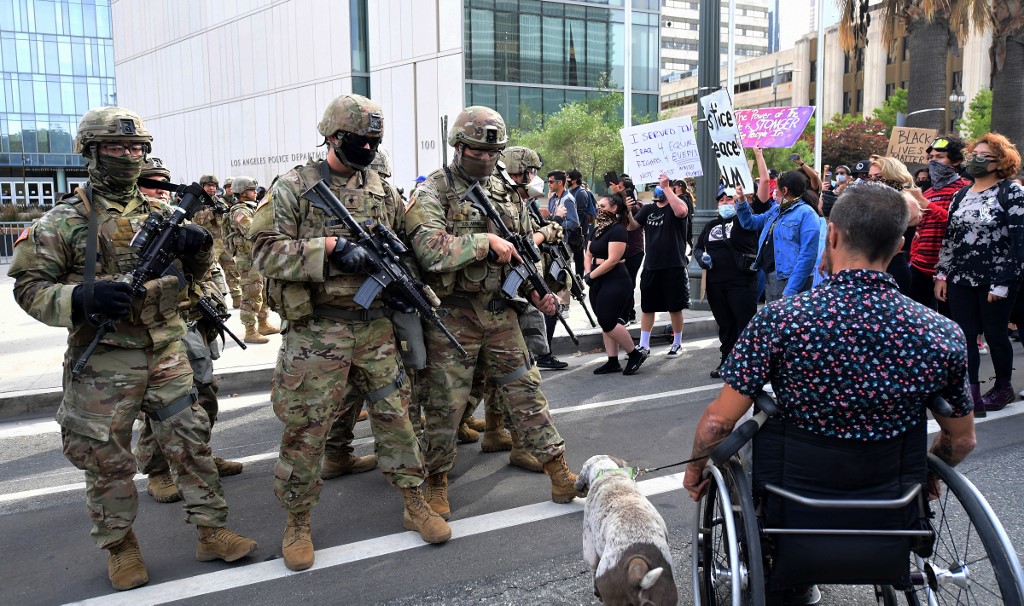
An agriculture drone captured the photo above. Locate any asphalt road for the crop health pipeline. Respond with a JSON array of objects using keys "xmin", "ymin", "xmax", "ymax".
[{"xmin": 1, "ymin": 338, "xmax": 1023, "ymax": 606}]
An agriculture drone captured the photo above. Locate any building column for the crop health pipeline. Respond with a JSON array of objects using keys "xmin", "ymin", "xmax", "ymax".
[
  {"xmin": 862, "ymin": 10, "xmax": 886, "ymax": 115},
  {"xmin": 961, "ymin": 29, "xmax": 992, "ymax": 106}
]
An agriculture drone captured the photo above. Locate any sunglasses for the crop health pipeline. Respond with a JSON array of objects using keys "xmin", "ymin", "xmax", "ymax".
[{"xmin": 340, "ymin": 132, "xmax": 382, "ymax": 150}]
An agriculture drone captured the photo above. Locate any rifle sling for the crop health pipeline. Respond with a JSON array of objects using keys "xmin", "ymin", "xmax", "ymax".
[{"xmin": 81, "ymin": 184, "xmax": 101, "ymax": 327}]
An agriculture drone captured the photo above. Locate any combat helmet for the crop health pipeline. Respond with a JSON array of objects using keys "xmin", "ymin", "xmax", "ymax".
[
  {"xmin": 448, "ymin": 106, "xmax": 507, "ymax": 150},
  {"xmin": 317, "ymin": 94, "xmax": 384, "ymax": 139},
  {"xmin": 224, "ymin": 177, "xmax": 234, "ymax": 190},
  {"xmin": 369, "ymin": 146, "xmax": 392, "ymax": 179},
  {"xmin": 232, "ymin": 176, "xmax": 258, "ymax": 197},
  {"xmin": 142, "ymin": 157, "xmax": 171, "ymax": 180},
  {"xmin": 502, "ymin": 146, "xmax": 542, "ymax": 176},
  {"xmin": 199, "ymin": 174, "xmax": 219, "ymax": 186},
  {"xmin": 74, "ymin": 106, "xmax": 152, "ymax": 155}
]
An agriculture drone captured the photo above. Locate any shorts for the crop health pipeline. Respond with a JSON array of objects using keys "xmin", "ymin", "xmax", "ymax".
[{"xmin": 639, "ymin": 266, "xmax": 690, "ymax": 313}]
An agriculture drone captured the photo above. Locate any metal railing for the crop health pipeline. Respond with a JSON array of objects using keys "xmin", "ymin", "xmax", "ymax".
[{"xmin": 0, "ymin": 221, "xmax": 34, "ymax": 264}]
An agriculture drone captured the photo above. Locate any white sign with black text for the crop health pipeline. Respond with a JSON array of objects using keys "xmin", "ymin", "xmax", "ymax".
[
  {"xmin": 699, "ymin": 89, "xmax": 754, "ymax": 196},
  {"xmin": 619, "ymin": 117, "xmax": 703, "ymax": 186}
]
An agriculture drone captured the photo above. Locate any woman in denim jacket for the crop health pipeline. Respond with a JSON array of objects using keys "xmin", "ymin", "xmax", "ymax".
[{"xmin": 736, "ymin": 171, "xmax": 823, "ymax": 301}]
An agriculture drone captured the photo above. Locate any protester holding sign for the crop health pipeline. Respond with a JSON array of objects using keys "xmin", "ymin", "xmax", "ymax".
[{"xmin": 736, "ymin": 169, "xmax": 822, "ymax": 302}]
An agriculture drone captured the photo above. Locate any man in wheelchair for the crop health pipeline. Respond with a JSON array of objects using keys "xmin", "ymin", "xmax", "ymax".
[{"xmin": 683, "ymin": 183, "xmax": 978, "ymax": 605}]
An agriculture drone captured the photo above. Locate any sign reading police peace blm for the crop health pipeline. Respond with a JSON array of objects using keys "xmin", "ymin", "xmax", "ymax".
[
  {"xmin": 699, "ymin": 89, "xmax": 754, "ymax": 196},
  {"xmin": 619, "ymin": 117, "xmax": 702, "ymax": 186}
]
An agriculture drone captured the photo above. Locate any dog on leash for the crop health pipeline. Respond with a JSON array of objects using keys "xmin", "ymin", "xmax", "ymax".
[{"xmin": 575, "ymin": 455, "xmax": 678, "ymax": 605}]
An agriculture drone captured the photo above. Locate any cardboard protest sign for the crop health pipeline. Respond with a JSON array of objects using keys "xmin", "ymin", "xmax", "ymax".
[
  {"xmin": 886, "ymin": 127, "xmax": 938, "ymax": 165},
  {"xmin": 620, "ymin": 117, "xmax": 703, "ymax": 186},
  {"xmin": 735, "ymin": 106, "xmax": 815, "ymax": 148},
  {"xmin": 699, "ymin": 89, "xmax": 754, "ymax": 196}
]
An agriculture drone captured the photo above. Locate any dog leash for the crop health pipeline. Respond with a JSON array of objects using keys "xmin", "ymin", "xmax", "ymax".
[{"xmin": 636, "ymin": 455, "xmax": 708, "ymax": 478}]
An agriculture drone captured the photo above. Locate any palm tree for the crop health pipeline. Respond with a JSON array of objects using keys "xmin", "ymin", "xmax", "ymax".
[
  {"xmin": 838, "ymin": 0, "xmax": 990, "ymax": 132},
  {"xmin": 989, "ymin": 1, "xmax": 1024, "ymax": 149}
]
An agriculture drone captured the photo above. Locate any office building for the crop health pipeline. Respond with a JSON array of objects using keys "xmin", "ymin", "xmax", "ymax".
[
  {"xmin": 660, "ymin": 0, "xmax": 772, "ymax": 81},
  {"xmin": 113, "ymin": 0, "xmax": 660, "ymax": 189},
  {"xmin": 0, "ymin": 0, "xmax": 116, "ymax": 205}
]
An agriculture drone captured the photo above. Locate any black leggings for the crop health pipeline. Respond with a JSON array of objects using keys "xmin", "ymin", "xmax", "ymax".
[
  {"xmin": 706, "ymin": 280, "xmax": 757, "ymax": 361},
  {"xmin": 591, "ymin": 264, "xmax": 632, "ymax": 333},
  {"xmin": 620, "ymin": 252, "xmax": 644, "ymax": 321},
  {"xmin": 946, "ymin": 281, "xmax": 1020, "ymax": 383}
]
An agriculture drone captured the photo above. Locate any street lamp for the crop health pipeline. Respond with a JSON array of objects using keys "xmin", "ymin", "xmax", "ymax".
[{"xmin": 949, "ymin": 89, "xmax": 967, "ymax": 133}]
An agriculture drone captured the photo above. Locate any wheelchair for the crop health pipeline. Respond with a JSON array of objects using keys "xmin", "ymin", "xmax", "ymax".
[{"xmin": 692, "ymin": 393, "xmax": 1024, "ymax": 605}]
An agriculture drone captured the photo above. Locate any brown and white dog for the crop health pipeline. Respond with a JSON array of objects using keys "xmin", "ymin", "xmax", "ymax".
[{"xmin": 575, "ymin": 455, "xmax": 678, "ymax": 605}]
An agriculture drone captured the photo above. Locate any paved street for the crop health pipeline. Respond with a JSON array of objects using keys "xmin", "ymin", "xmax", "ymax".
[{"xmin": 1, "ymin": 337, "xmax": 1023, "ymax": 605}]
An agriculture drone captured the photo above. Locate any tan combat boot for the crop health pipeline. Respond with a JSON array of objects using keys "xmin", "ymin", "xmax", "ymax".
[
  {"xmin": 456, "ymin": 423, "xmax": 479, "ymax": 444},
  {"xmin": 543, "ymin": 453, "xmax": 584, "ymax": 504},
  {"xmin": 357, "ymin": 409, "xmax": 368, "ymax": 422},
  {"xmin": 146, "ymin": 472, "xmax": 181, "ymax": 503},
  {"xmin": 463, "ymin": 414, "xmax": 486, "ymax": 432},
  {"xmin": 196, "ymin": 526, "xmax": 258, "ymax": 562},
  {"xmin": 480, "ymin": 410, "xmax": 513, "ymax": 452},
  {"xmin": 258, "ymin": 317, "xmax": 280, "ymax": 336},
  {"xmin": 508, "ymin": 429, "xmax": 543, "ymax": 473},
  {"xmin": 425, "ymin": 472, "xmax": 451, "ymax": 520},
  {"xmin": 401, "ymin": 486, "xmax": 452, "ymax": 544},
  {"xmin": 106, "ymin": 529, "xmax": 149, "ymax": 591},
  {"xmin": 243, "ymin": 324, "xmax": 269, "ymax": 344},
  {"xmin": 321, "ymin": 453, "xmax": 377, "ymax": 479},
  {"xmin": 282, "ymin": 511, "xmax": 314, "ymax": 571},
  {"xmin": 213, "ymin": 455, "xmax": 244, "ymax": 477}
]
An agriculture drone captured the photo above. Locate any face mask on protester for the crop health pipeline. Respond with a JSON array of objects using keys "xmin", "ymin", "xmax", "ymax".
[
  {"xmin": 915, "ymin": 179, "xmax": 932, "ymax": 191},
  {"xmin": 835, "ymin": 174, "xmax": 847, "ymax": 183},
  {"xmin": 718, "ymin": 204, "xmax": 736, "ymax": 219},
  {"xmin": 928, "ymin": 160, "xmax": 960, "ymax": 188},
  {"xmin": 965, "ymin": 156, "xmax": 995, "ymax": 178}
]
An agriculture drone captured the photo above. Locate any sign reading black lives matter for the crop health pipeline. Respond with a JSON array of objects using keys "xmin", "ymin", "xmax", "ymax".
[
  {"xmin": 619, "ymin": 117, "xmax": 703, "ymax": 186},
  {"xmin": 699, "ymin": 89, "xmax": 753, "ymax": 196}
]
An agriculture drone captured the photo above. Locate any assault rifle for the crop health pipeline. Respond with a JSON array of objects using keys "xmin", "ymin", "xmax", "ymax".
[
  {"xmin": 301, "ymin": 179, "xmax": 467, "ymax": 357},
  {"xmin": 461, "ymin": 181, "xmax": 579, "ymax": 345},
  {"xmin": 197, "ymin": 296, "xmax": 247, "ymax": 350},
  {"xmin": 73, "ymin": 181, "xmax": 216, "ymax": 375},
  {"xmin": 525, "ymin": 199, "xmax": 597, "ymax": 328}
]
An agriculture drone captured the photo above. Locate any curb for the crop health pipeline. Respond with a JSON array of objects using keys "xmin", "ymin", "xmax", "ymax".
[{"xmin": 0, "ymin": 317, "xmax": 719, "ymax": 422}]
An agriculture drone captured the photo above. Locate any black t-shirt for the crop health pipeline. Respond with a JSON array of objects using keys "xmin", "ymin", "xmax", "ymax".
[
  {"xmin": 698, "ymin": 217, "xmax": 758, "ymax": 284},
  {"xmin": 589, "ymin": 223, "xmax": 628, "ymax": 260},
  {"xmin": 634, "ymin": 202, "xmax": 689, "ymax": 270}
]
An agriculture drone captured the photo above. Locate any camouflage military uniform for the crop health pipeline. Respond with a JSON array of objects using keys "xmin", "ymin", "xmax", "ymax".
[
  {"xmin": 8, "ymin": 187, "xmax": 229, "ymax": 548},
  {"xmin": 250, "ymin": 159, "xmax": 426, "ymax": 511},
  {"xmin": 193, "ymin": 205, "xmax": 241, "ymax": 302},
  {"xmin": 406, "ymin": 168, "xmax": 566, "ymax": 474},
  {"xmin": 223, "ymin": 197, "xmax": 268, "ymax": 327}
]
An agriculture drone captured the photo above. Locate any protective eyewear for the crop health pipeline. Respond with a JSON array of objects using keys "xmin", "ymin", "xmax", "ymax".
[
  {"xmin": 99, "ymin": 143, "xmax": 148, "ymax": 157},
  {"xmin": 339, "ymin": 132, "xmax": 381, "ymax": 150}
]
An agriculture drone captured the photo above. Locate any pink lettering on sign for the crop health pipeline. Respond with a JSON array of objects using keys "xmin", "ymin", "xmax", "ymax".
[{"xmin": 734, "ymin": 106, "xmax": 815, "ymax": 149}]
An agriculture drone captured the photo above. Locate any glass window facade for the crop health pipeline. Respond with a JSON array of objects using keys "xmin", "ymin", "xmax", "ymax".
[
  {"xmin": 350, "ymin": 0, "xmax": 370, "ymax": 97},
  {"xmin": 463, "ymin": 0, "xmax": 659, "ymax": 128},
  {"xmin": 1, "ymin": 0, "xmax": 115, "ymax": 201}
]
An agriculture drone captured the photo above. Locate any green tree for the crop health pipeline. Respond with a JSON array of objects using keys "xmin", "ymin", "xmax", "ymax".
[
  {"xmin": 958, "ymin": 87, "xmax": 992, "ymax": 140},
  {"xmin": 872, "ymin": 88, "xmax": 908, "ymax": 136}
]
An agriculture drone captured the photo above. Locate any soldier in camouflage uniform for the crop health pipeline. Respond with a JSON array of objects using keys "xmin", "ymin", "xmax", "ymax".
[
  {"xmin": 223, "ymin": 176, "xmax": 279, "ymax": 343},
  {"xmin": 7, "ymin": 107, "xmax": 257, "ymax": 591},
  {"xmin": 221, "ymin": 177, "xmax": 236, "ymax": 206},
  {"xmin": 195, "ymin": 174, "xmax": 242, "ymax": 307},
  {"xmin": 250, "ymin": 94, "xmax": 450, "ymax": 572},
  {"xmin": 405, "ymin": 107, "xmax": 586, "ymax": 520},
  {"xmin": 133, "ymin": 158, "xmax": 245, "ymax": 504}
]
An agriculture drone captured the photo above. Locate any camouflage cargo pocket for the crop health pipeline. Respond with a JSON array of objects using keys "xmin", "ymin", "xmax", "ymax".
[
  {"xmin": 266, "ymin": 280, "xmax": 313, "ymax": 320},
  {"xmin": 137, "ymin": 274, "xmax": 183, "ymax": 325},
  {"xmin": 271, "ymin": 366, "xmax": 309, "ymax": 426}
]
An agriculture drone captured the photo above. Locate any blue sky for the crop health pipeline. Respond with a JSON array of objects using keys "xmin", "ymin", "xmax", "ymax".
[{"xmin": 779, "ymin": 1, "xmax": 841, "ymax": 49}]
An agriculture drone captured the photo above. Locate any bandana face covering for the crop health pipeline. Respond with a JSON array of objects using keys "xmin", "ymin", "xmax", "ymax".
[
  {"xmin": 928, "ymin": 160, "xmax": 960, "ymax": 190},
  {"xmin": 456, "ymin": 148, "xmax": 499, "ymax": 182},
  {"xmin": 91, "ymin": 153, "xmax": 144, "ymax": 197},
  {"xmin": 594, "ymin": 209, "xmax": 618, "ymax": 236}
]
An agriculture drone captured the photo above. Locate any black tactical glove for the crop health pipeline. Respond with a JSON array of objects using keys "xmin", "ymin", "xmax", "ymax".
[
  {"xmin": 176, "ymin": 224, "xmax": 212, "ymax": 257},
  {"xmin": 72, "ymin": 280, "xmax": 134, "ymax": 321},
  {"xmin": 329, "ymin": 236, "xmax": 378, "ymax": 274},
  {"xmin": 383, "ymin": 295, "xmax": 416, "ymax": 314}
]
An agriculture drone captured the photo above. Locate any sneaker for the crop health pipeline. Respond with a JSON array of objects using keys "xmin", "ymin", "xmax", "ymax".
[
  {"xmin": 978, "ymin": 341, "xmax": 989, "ymax": 355},
  {"xmin": 536, "ymin": 354, "xmax": 569, "ymax": 370},
  {"xmin": 593, "ymin": 359, "xmax": 623, "ymax": 375},
  {"xmin": 667, "ymin": 345, "xmax": 681, "ymax": 356},
  {"xmin": 623, "ymin": 348, "xmax": 648, "ymax": 376},
  {"xmin": 709, "ymin": 365, "xmax": 722, "ymax": 379},
  {"xmin": 638, "ymin": 347, "xmax": 651, "ymax": 356}
]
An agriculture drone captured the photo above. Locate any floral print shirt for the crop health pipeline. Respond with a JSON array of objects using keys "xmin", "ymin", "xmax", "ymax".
[
  {"xmin": 720, "ymin": 269, "xmax": 971, "ymax": 440},
  {"xmin": 935, "ymin": 181, "xmax": 1024, "ymax": 291}
]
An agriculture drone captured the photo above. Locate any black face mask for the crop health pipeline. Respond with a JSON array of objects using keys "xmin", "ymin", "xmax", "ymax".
[
  {"xmin": 334, "ymin": 132, "xmax": 380, "ymax": 170},
  {"xmin": 915, "ymin": 179, "xmax": 932, "ymax": 191}
]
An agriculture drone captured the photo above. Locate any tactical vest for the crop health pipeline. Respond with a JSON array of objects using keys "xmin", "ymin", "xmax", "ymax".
[
  {"xmin": 223, "ymin": 201, "xmax": 255, "ymax": 257},
  {"xmin": 63, "ymin": 191, "xmax": 189, "ymax": 349},
  {"xmin": 426, "ymin": 169, "xmax": 525, "ymax": 297},
  {"xmin": 263, "ymin": 161, "xmax": 389, "ymax": 319}
]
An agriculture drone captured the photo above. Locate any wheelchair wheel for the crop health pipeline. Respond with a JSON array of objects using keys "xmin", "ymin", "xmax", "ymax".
[
  {"xmin": 693, "ymin": 459, "xmax": 765, "ymax": 606},
  {"xmin": 905, "ymin": 455, "xmax": 1024, "ymax": 605}
]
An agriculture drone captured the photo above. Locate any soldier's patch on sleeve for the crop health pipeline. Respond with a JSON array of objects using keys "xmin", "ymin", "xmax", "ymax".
[
  {"xmin": 256, "ymin": 193, "xmax": 272, "ymax": 211},
  {"xmin": 13, "ymin": 227, "xmax": 30, "ymax": 247},
  {"xmin": 234, "ymin": 211, "xmax": 247, "ymax": 224}
]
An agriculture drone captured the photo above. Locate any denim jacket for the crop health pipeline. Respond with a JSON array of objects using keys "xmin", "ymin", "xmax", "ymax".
[{"xmin": 736, "ymin": 199, "xmax": 822, "ymax": 296}]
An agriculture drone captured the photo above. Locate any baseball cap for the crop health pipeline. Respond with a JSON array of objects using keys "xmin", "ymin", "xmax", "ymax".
[
  {"xmin": 852, "ymin": 160, "xmax": 871, "ymax": 175},
  {"xmin": 716, "ymin": 184, "xmax": 728, "ymax": 199},
  {"xmin": 768, "ymin": 169, "xmax": 779, "ymax": 179}
]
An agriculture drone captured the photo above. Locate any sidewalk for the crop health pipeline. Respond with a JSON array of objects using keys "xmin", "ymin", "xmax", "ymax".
[{"xmin": 0, "ymin": 265, "xmax": 717, "ymax": 420}]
